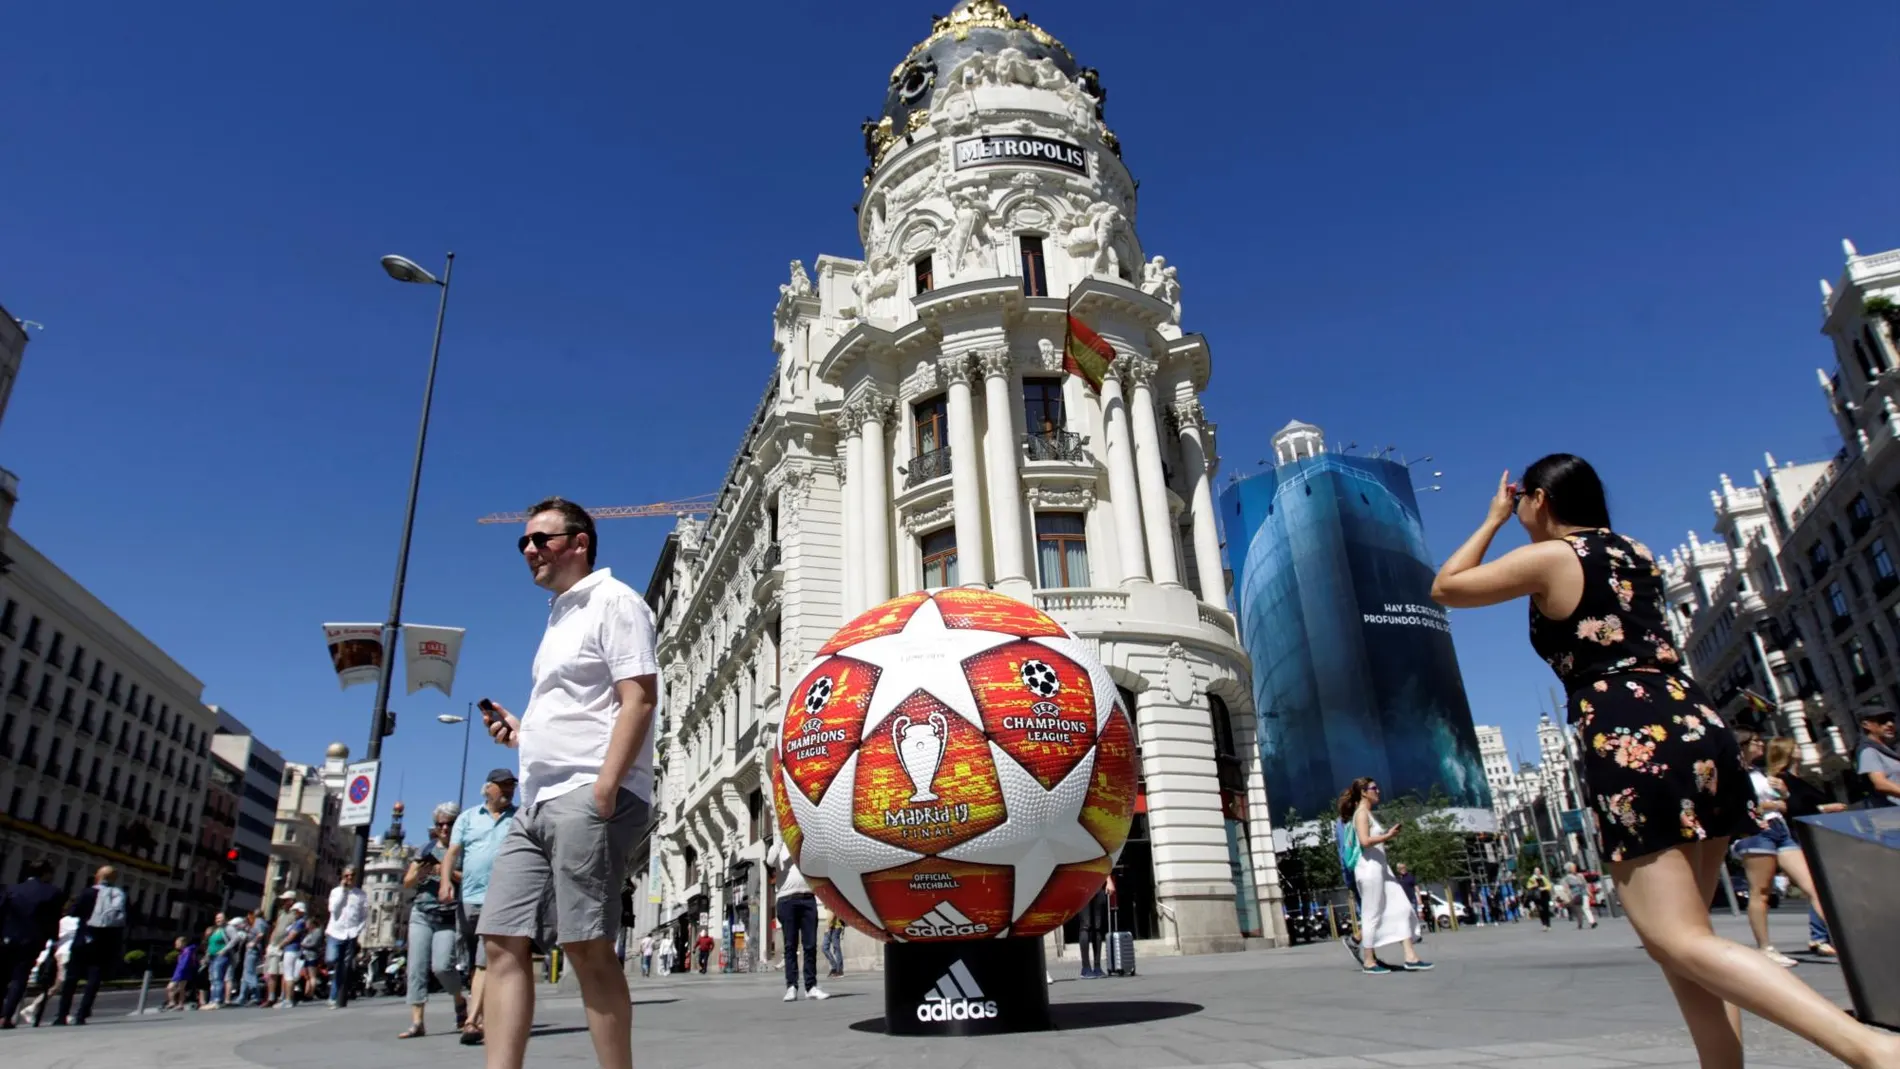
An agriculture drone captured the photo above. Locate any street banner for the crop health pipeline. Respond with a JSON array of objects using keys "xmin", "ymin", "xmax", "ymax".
[
  {"xmin": 339, "ymin": 760, "xmax": 381, "ymax": 827},
  {"xmin": 648, "ymin": 852, "xmax": 662, "ymax": 904},
  {"xmin": 403, "ymin": 624, "xmax": 466, "ymax": 696},
  {"xmin": 323, "ymin": 623, "xmax": 384, "ymax": 690}
]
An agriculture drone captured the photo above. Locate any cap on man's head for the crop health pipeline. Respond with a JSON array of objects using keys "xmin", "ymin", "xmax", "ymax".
[
  {"xmin": 291, "ymin": 902, "xmax": 307, "ymax": 913},
  {"xmin": 278, "ymin": 890, "xmax": 297, "ymax": 900},
  {"xmin": 486, "ymin": 768, "xmax": 518, "ymax": 785},
  {"xmin": 1860, "ymin": 705, "xmax": 1896, "ymax": 722}
]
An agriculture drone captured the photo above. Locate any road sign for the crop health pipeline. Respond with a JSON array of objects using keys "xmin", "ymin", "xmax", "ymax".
[
  {"xmin": 1560, "ymin": 808, "xmax": 1586, "ymax": 834},
  {"xmin": 339, "ymin": 760, "xmax": 380, "ymax": 827}
]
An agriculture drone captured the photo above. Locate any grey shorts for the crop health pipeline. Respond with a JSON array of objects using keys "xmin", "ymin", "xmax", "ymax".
[{"xmin": 477, "ymin": 785, "xmax": 647, "ymax": 948}]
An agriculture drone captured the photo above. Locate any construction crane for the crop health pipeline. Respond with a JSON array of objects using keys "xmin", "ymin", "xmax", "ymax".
[{"xmin": 476, "ymin": 494, "xmax": 718, "ymax": 525}]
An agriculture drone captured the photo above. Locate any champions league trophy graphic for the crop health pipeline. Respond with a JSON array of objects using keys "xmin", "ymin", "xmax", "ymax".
[{"xmin": 893, "ymin": 710, "xmax": 949, "ymax": 803}]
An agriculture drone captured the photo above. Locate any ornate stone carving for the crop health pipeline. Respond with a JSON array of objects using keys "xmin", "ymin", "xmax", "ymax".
[
  {"xmin": 977, "ymin": 348, "xmax": 1013, "ymax": 379},
  {"xmin": 1026, "ymin": 485, "xmax": 1096, "ymax": 511},
  {"xmin": 939, "ymin": 351, "xmax": 980, "ymax": 386},
  {"xmin": 781, "ymin": 260, "xmax": 813, "ymax": 301},
  {"xmin": 902, "ymin": 500, "xmax": 955, "ymax": 535},
  {"xmin": 1036, "ymin": 337, "xmax": 1064, "ymax": 372},
  {"xmin": 1054, "ymin": 195, "xmax": 1125, "ymax": 278},
  {"xmin": 1169, "ymin": 399, "xmax": 1206, "ymax": 433},
  {"xmin": 1117, "ymin": 356, "xmax": 1155, "ymax": 388},
  {"xmin": 901, "ymin": 360, "xmax": 942, "ymax": 400},
  {"xmin": 1140, "ymin": 255, "xmax": 1182, "ymax": 322},
  {"xmin": 945, "ymin": 187, "xmax": 994, "ymax": 278}
]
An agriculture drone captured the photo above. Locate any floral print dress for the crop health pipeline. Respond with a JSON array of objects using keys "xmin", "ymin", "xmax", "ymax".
[{"xmin": 1529, "ymin": 530, "xmax": 1756, "ymax": 863}]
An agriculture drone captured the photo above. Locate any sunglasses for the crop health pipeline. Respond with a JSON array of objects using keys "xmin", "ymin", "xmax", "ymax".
[{"xmin": 518, "ymin": 530, "xmax": 580, "ymax": 554}]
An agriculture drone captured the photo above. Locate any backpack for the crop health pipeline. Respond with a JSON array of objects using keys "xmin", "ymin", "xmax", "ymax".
[{"xmin": 1336, "ymin": 820, "xmax": 1362, "ymax": 872}]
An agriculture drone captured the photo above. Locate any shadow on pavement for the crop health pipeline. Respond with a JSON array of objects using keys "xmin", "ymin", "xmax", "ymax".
[
  {"xmin": 631, "ymin": 997, "xmax": 680, "ymax": 1006},
  {"xmin": 846, "ymin": 1000, "xmax": 1204, "ymax": 1035}
]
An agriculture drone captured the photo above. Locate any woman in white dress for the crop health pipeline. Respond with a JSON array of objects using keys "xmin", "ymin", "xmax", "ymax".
[{"xmin": 1339, "ymin": 778, "xmax": 1431, "ymax": 974}]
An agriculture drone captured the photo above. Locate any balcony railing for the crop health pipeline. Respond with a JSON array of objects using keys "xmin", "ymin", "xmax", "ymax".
[
  {"xmin": 1033, "ymin": 589, "xmax": 1131, "ymax": 614},
  {"xmin": 1022, "ymin": 430, "xmax": 1089, "ymax": 462},
  {"xmin": 902, "ymin": 446, "xmax": 953, "ymax": 488}
]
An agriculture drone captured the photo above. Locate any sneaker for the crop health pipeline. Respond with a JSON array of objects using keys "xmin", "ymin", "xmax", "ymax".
[
  {"xmin": 806, "ymin": 987, "xmax": 830, "ymax": 1000},
  {"xmin": 1361, "ymin": 964, "xmax": 1392, "ymax": 974},
  {"xmin": 1810, "ymin": 941, "xmax": 1838, "ymax": 958},
  {"xmin": 1763, "ymin": 947, "xmax": 1799, "ymax": 968},
  {"xmin": 783, "ymin": 986, "xmax": 799, "ymax": 1002},
  {"xmin": 1401, "ymin": 960, "xmax": 1435, "ymax": 971}
]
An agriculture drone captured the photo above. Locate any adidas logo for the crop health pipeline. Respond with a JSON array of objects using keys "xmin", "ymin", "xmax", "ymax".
[
  {"xmin": 904, "ymin": 901, "xmax": 991, "ymax": 939},
  {"xmin": 916, "ymin": 959, "xmax": 999, "ymax": 1022}
]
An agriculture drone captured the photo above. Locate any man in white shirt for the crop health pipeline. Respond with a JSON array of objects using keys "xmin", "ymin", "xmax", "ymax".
[
  {"xmin": 477, "ymin": 498, "xmax": 659, "ymax": 1069},
  {"xmin": 325, "ymin": 867, "xmax": 369, "ymax": 1008}
]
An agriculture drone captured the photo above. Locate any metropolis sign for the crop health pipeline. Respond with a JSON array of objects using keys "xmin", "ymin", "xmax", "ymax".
[{"xmin": 954, "ymin": 135, "xmax": 1087, "ymax": 175}]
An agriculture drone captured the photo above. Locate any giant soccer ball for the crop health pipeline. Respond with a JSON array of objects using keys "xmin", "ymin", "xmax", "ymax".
[{"xmin": 772, "ymin": 588, "xmax": 1137, "ymax": 943}]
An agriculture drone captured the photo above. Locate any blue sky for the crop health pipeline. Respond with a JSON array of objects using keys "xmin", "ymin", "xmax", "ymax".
[{"xmin": 4, "ymin": 2, "xmax": 1898, "ymax": 813}]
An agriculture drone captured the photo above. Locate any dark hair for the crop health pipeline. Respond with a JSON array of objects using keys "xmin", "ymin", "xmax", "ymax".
[
  {"xmin": 528, "ymin": 496, "xmax": 597, "ymax": 567},
  {"xmin": 1520, "ymin": 454, "xmax": 1611, "ymax": 529},
  {"xmin": 1337, "ymin": 776, "xmax": 1377, "ymax": 821}
]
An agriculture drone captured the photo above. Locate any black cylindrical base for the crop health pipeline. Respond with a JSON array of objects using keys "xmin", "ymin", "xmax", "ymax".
[{"xmin": 883, "ymin": 937, "xmax": 1052, "ymax": 1036}]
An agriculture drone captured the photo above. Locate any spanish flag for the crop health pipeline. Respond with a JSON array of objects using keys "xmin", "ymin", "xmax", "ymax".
[
  {"xmin": 1063, "ymin": 313, "xmax": 1114, "ymax": 394},
  {"xmin": 1741, "ymin": 689, "xmax": 1775, "ymax": 716}
]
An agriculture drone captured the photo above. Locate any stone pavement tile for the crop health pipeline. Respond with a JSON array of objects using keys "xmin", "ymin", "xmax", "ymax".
[
  {"xmin": 1253, "ymin": 1057, "xmax": 1384, "ymax": 1069},
  {"xmin": 1463, "ymin": 1043, "xmax": 1596, "ymax": 1058},
  {"xmin": 1604, "ymin": 1048, "xmax": 1705, "ymax": 1065},
  {"xmin": 1499, "ymin": 1056, "xmax": 1635, "ymax": 1069},
  {"xmin": 1365, "ymin": 1050, "xmax": 1499, "ymax": 1066}
]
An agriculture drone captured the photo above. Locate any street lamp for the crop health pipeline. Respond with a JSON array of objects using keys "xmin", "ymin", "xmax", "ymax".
[
  {"xmin": 439, "ymin": 708, "xmax": 473, "ymax": 813},
  {"xmin": 353, "ymin": 251, "xmax": 456, "ymax": 877}
]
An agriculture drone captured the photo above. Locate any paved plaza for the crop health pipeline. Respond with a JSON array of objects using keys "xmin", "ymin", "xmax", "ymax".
[{"xmin": 1, "ymin": 912, "xmax": 1863, "ymax": 1069}]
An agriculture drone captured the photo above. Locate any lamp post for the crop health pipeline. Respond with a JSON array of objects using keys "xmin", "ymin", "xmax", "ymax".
[
  {"xmin": 439, "ymin": 708, "xmax": 473, "ymax": 813},
  {"xmin": 352, "ymin": 252, "xmax": 456, "ymax": 876}
]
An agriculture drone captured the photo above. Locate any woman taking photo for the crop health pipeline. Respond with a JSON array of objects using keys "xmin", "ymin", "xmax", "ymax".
[
  {"xmin": 1338, "ymin": 778, "xmax": 1429, "ymax": 974},
  {"xmin": 1763, "ymin": 734, "xmax": 1844, "ymax": 958},
  {"xmin": 1730, "ymin": 729, "xmax": 1829, "ymax": 967},
  {"xmin": 399, "ymin": 802, "xmax": 467, "ymax": 1039},
  {"xmin": 1432, "ymin": 454, "xmax": 1899, "ymax": 1068}
]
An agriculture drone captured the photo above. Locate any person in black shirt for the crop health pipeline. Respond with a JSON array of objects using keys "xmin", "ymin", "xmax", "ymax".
[{"xmin": 1, "ymin": 861, "xmax": 64, "ymax": 1028}]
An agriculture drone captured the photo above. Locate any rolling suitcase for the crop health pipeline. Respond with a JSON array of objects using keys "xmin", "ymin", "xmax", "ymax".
[{"xmin": 1106, "ymin": 897, "xmax": 1136, "ymax": 976}]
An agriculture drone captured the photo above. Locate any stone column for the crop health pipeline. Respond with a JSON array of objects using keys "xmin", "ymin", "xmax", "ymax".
[
  {"xmin": 1100, "ymin": 363, "xmax": 1149, "ymax": 585},
  {"xmin": 859, "ymin": 392, "xmax": 894, "ymax": 606},
  {"xmin": 1172, "ymin": 400, "xmax": 1227, "ymax": 610},
  {"xmin": 840, "ymin": 422, "xmax": 862, "ymax": 615},
  {"xmin": 944, "ymin": 354, "xmax": 989, "ymax": 587},
  {"xmin": 979, "ymin": 349, "xmax": 1029, "ymax": 587},
  {"xmin": 1126, "ymin": 358, "xmax": 1181, "ymax": 587}
]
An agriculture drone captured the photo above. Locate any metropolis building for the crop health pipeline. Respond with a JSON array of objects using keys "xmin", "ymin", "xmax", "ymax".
[{"xmin": 641, "ymin": 0, "xmax": 1281, "ymax": 968}]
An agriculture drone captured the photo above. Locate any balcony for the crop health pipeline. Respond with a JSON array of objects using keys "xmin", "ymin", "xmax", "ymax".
[
  {"xmin": 1197, "ymin": 603, "xmax": 1237, "ymax": 637},
  {"xmin": 1022, "ymin": 431, "xmax": 1089, "ymax": 463},
  {"xmin": 901, "ymin": 446, "xmax": 952, "ymax": 489}
]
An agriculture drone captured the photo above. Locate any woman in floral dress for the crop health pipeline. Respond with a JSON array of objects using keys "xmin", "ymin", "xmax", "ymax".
[{"xmin": 1432, "ymin": 454, "xmax": 1899, "ymax": 1069}]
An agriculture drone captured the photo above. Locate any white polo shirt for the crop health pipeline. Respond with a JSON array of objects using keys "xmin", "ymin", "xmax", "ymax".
[{"xmin": 518, "ymin": 567, "xmax": 661, "ymax": 807}]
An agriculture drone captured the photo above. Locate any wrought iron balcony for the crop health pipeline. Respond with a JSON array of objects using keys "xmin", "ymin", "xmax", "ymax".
[
  {"xmin": 902, "ymin": 446, "xmax": 953, "ymax": 488},
  {"xmin": 1022, "ymin": 430, "xmax": 1089, "ymax": 462}
]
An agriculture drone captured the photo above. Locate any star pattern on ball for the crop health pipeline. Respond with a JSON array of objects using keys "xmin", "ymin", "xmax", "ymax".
[
  {"xmin": 838, "ymin": 595, "xmax": 1019, "ymax": 739},
  {"xmin": 941, "ymin": 741, "xmax": 1104, "ymax": 924},
  {"xmin": 781, "ymin": 749, "xmax": 925, "ymax": 924}
]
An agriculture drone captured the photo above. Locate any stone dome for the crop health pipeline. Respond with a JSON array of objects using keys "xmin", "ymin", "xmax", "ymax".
[
  {"xmin": 870, "ymin": 0, "xmax": 1083, "ymax": 158},
  {"xmin": 325, "ymin": 741, "xmax": 350, "ymax": 759}
]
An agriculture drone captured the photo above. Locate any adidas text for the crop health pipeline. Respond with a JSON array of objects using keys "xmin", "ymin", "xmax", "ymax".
[{"xmin": 916, "ymin": 998, "xmax": 999, "ymax": 1022}]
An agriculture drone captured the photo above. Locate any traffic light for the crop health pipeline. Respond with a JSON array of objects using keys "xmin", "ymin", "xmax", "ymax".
[
  {"xmin": 381, "ymin": 710, "xmax": 397, "ymax": 738},
  {"xmin": 226, "ymin": 848, "xmax": 240, "ymax": 864}
]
